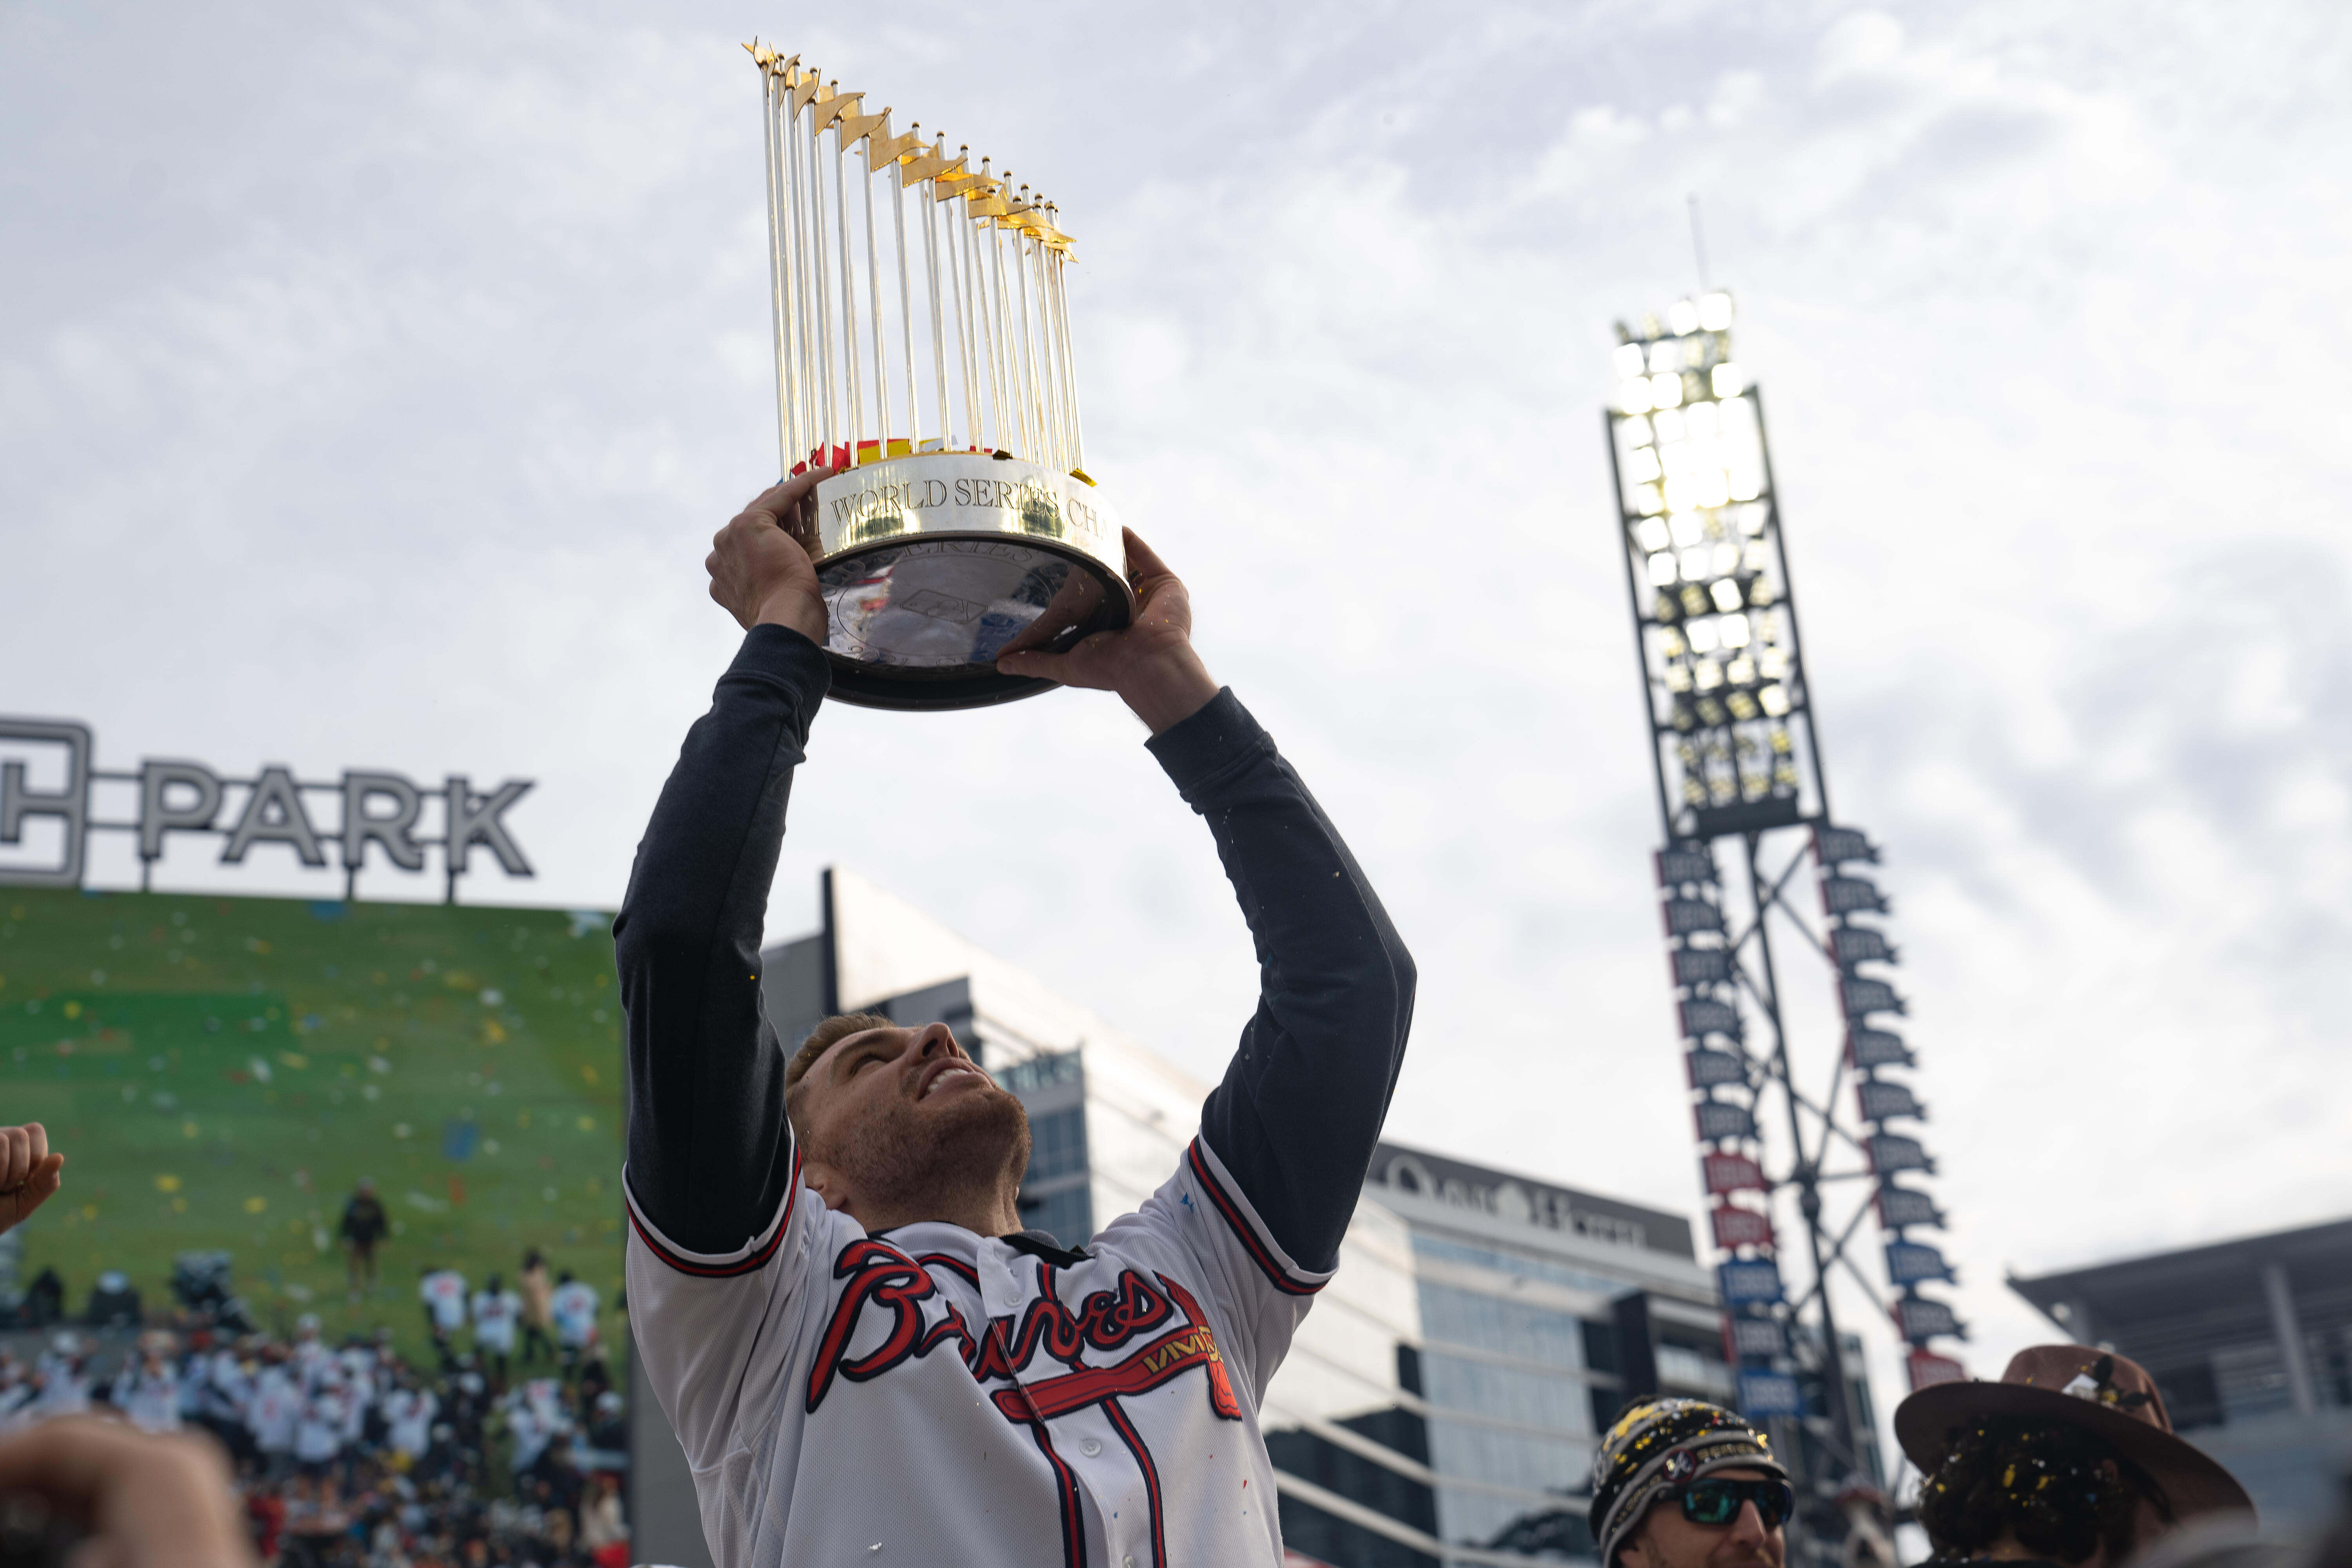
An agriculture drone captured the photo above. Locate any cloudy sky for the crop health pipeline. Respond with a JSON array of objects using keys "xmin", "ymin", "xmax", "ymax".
[{"xmin": 6, "ymin": 0, "xmax": 2349, "ymax": 1455}]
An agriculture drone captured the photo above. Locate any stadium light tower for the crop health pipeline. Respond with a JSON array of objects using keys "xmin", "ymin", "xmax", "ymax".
[{"xmin": 1601, "ymin": 291, "xmax": 1966, "ymax": 1543}]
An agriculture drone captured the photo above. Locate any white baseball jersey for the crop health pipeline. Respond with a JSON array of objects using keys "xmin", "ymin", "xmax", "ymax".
[
  {"xmin": 421, "ymin": 1269, "xmax": 468, "ymax": 1331},
  {"xmin": 627, "ymin": 1134, "xmax": 1328, "ymax": 1568},
  {"xmin": 114, "ymin": 1364, "xmax": 181, "ymax": 1433},
  {"xmin": 550, "ymin": 1281, "xmax": 599, "ymax": 1347},
  {"xmin": 249, "ymin": 1369, "xmax": 300, "ymax": 1453},
  {"xmin": 294, "ymin": 1386, "xmax": 349, "ymax": 1463},
  {"xmin": 472, "ymin": 1289, "xmax": 521, "ymax": 1352},
  {"xmin": 383, "ymin": 1387, "xmax": 437, "ymax": 1459}
]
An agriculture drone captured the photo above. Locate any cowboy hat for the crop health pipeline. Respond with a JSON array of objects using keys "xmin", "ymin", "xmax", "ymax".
[{"xmin": 1895, "ymin": 1346, "xmax": 2252, "ymax": 1520}]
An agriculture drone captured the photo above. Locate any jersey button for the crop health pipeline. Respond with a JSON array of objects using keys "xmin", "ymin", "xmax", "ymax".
[
  {"xmin": 1123, "ymin": 1557, "xmax": 1136, "ymax": 1568},
  {"xmin": 1080, "ymin": 1438, "xmax": 1102, "ymax": 1457}
]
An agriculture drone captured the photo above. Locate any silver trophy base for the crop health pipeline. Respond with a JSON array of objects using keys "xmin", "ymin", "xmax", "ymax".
[{"xmin": 810, "ymin": 454, "xmax": 1132, "ymax": 711}]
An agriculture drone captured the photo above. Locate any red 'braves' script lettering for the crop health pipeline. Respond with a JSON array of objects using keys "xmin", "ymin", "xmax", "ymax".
[{"xmin": 805, "ymin": 1240, "xmax": 1238, "ymax": 1426}]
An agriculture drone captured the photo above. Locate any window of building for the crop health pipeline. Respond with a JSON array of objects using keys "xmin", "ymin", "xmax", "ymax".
[
  {"xmin": 1418, "ymin": 1282, "xmax": 1590, "ymax": 1373},
  {"xmin": 1409, "ymin": 1232, "xmax": 1647, "ymax": 1298},
  {"xmin": 1419, "ymin": 1351, "xmax": 1593, "ymax": 1439},
  {"xmin": 1024, "ymin": 1104, "xmax": 1089, "ymax": 1185},
  {"xmin": 999, "ymin": 1047, "xmax": 1084, "ymax": 1095},
  {"xmin": 1020, "ymin": 1184, "xmax": 1093, "ymax": 1250},
  {"xmin": 1425, "ymin": 1422, "xmax": 1594, "ymax": 1546}
]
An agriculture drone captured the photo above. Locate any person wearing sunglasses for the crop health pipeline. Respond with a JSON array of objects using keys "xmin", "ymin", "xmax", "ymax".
[{"xmin": 1594, "ymin": 1398, "xmax": 1793, "ymax": 1568}]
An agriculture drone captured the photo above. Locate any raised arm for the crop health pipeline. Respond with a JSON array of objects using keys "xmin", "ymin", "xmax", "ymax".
[
  {"xmin": 615, "ymin": 470, "xmax": 835, "ymax": 1256},
  {"xmin": 997, "ymin": 532, "xmax": 1416, "ymax": 1273}
]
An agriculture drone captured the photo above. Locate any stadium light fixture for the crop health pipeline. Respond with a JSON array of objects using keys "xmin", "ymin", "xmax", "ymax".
[{"xmin": 1604, "ymin": 294, "xmax": 1824, "ymax": 840}]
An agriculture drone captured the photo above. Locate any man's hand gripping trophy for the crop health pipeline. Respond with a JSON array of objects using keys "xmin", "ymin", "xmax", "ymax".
[{"xmin": 706, "ymin": 467, "xmax": 1219, "ymax": 735}]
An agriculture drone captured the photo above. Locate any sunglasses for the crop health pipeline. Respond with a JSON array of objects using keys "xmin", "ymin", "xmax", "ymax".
[{"xmin": 1675, "ymin": 1477, "xmax": 1795, "ymax": 1530}]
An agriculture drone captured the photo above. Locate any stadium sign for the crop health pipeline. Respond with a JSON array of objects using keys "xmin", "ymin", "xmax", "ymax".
[{"xmin": 0, "ymin": 715, "xmax": 531, "ymax": 899}]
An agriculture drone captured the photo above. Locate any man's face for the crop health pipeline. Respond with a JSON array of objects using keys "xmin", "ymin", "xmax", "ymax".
[
  {"xmin": 1619, "ymin": 1468, "xmax": 1786, "ymax": 1568},
  {"xmin": 796, "ymin": 1023, "xmax": 1031, "ymax": 1222}
]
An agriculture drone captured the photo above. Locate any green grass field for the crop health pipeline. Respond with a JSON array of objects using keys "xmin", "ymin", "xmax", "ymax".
[{"xmin": 0, "ymin": 887, "xmax": 624, "ymax": 1367}]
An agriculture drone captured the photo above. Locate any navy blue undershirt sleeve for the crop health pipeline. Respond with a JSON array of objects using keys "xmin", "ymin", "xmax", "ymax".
[
  {"xmin": 615, "ymin": 624, "xmax": 831, "ymax": 1255},
  {"xmin": 1147, "ymin": 689, "xmax": 1417, "ymax": 1274}
]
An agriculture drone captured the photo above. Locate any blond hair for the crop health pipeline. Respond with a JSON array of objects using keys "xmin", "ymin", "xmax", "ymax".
[{"xmin": 783, "ymin": 1013, "xmax": 895, "ymax": 1136}]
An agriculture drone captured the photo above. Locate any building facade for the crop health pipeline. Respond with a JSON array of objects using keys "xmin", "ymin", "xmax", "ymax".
[{"xmin": 2010, "ymin": 1218, "xmax": 2352, "ymax": 1531}]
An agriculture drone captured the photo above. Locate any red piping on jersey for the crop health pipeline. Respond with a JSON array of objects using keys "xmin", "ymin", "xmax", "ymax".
[
  {"xmin": 1185, "ymin": 1139, "xmax": 1323, "ymax": 1297},
  {"xmin": 1009, "ymin": 1414, "xmax": 1089, "ymax": 1568},
  {"xmin": 626, "ymin": 1151, "xmax": 799, "ymax": 1279},
  {"xmin": 1103, "ymin": 1397, "xmax": 1168, "ymax": 1568}
]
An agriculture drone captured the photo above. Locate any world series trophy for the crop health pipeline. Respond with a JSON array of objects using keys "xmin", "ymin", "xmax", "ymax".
[{"xmin": 747, "ymin": 42, "xmax": 1131, "ymax": 710}]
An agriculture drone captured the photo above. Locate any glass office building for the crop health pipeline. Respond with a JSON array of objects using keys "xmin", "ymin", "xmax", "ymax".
[
  {"xmin": 1265, "ymin": 1144, "xmax": 1736, "ymax": 1567},
  {"xmin": 634, "ymin": 866, "xmax": 1746, "ymax": 1568},
  {"xmin": 2010, "ymin": 1217, "xmax": 2352, "ymax": 1531}
]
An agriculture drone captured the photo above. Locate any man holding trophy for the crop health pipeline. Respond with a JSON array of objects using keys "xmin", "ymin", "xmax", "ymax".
[
  {"xmin": 618, "ymin": 463, "xmax": 1416, "ymax": 1566},
  {"xmin": 618, "ymin": 53, "xmax": 1414, "ymax": 1564}
]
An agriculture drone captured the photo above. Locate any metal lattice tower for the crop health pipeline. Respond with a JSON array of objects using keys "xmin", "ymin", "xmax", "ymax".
[{"xmin": 1600, "ymin": 291, "xmax": 1966, "ymax": 1548}]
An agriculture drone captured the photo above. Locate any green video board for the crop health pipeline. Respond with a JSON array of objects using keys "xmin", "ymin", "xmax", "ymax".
[{"xmin": 0, "ymin": 888, "xmax": 622, "ymax": 1363}]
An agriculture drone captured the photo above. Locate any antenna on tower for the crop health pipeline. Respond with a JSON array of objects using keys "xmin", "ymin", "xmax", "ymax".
[{"xmin": 1688, "ymin": 193, "xmax": 1711, "ymax": 292}]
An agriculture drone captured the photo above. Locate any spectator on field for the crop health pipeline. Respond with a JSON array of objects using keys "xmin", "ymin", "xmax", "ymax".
[
  {"xmin": 572, "ymin": 1332, "xmax": 608, "ymax": 1399},
  {"xmin": 516, "ymin": 1249, "xmax": 554, "ymax": 1368},
  {"xmin": 419, "ymin": 1265, "xmax": 467, "ymax": 1359},
  {"xmin": 469, "ymin": 1274, "xmax": 521, "ymax": 1388},
  {"xmin": 36, "ymin": 1333, "xmax": 93, "ymax": 1417},
  {"xmin": 580, "ymin": 1471, "xmax": 631, "ymax": 1568},
  {"xmin": 293, "ymin": 1366, "xmax": 349, "ymax": 1478},
  {"xmin": 382, "ymin": 1371, "xmax": 438, "ymax": 1464},
  {"xmin": 85, "ymin": 1269, "xmax": 142, "ymax": 1328},
  {"xmin": 289, "ymin": 1312, "xmax": 336, "ymax": 1392},
  {"xmin": 0, "ymin": 1350, "xmax": 33, "ymax": 1432},
  {"xmin": 341, "ymin": 1178, "xmax": 390, "ymax": 1296},
  {"xmin": 249, "ymin": 1352, "xmax": 301, "ymax": 1475},
  {"xmin": 111, "ymin": 1348, "xmax": 181, "ymax": 1434},
  {"xmin": 548, "ymin": 1273, "xmax": 598, "ymax": 1376},
  {"xmin": 16, "ymin": 1265, "xmax": 65, "ymax": 1328}
]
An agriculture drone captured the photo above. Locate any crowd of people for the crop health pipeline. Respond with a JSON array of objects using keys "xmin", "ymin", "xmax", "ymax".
[{"xmin": 0, "ymin": 1265, "xmax": 628, "ymax": 1568}]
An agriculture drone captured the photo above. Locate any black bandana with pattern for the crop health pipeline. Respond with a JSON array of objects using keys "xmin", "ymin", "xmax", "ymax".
[{"xmin": 1591, "ymin": 1397, "xmax": 1786, "ymax": 1565}]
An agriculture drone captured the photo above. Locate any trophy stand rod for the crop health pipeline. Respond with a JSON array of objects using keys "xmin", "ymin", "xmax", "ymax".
[
  {"xmin": 918, "ymin": 154, "xmax": 950, "ymax": 451},
  {"xmin": 1038, "ymin": 235, "xmax": 1065, "ymax": 472},
  {"xmin": 778, "ymin": 76, "xmax": 810, "ymax": 471},
  {"xmin": 931, "ymin": 175, "xmax": 960, "ymax": 451},
  {"xmin": 957, "ymin": 188, "xmax": 987, "ymax": 450},
  {"xmin": 889, "ymin": 140, "xmax": 919, "ymax": 454},
  {"xmin": 804, "ymin": 110, "xmax": 837, "ymax": 467},
  {"xmin": 958, "ymin": 190, "xmax": 992, "ymax": 452},
  {"xmin": 760, "ymin": 71, "xmax": 791, "ymax": 478},
  {"xmin": 1012, "ymin": 219, "xmax": 1041, "ymax": 462},
  {"xmin": 1030, "ymin": 232, "xmax": 1065, "ymax": 474},
  {"xmin": 969, "ymin": 192, "xmax": 997, "ymax": 454},
  {"xmin": 1007, "ymin": 213, "xmax": 1034, "ymax": 459},
  {"xmin": 788, "ymin": 96, "xmax": 820, "ymax": 468},
  {"xmin": 1045, "ymin": 212, "xmax": 1083, "ymax": 475},
  {"xmin": 1056, "ymin": 249, "xmax": 1081, "ymax": 472},
  {"xmin": 1013, "ymin": 217, "xmax": 1046, "ymax": 469},
  {"xmin": 942, "ymin": 191, "xmax": 971, "ymax": 450},
  {"xmin": 831, "ymin": 123, "xmax": 863, "ymax": 466},
  {"xmin": 861, "ymin": 141, "xmax": 890, "ymax": 457},
  {"xmin": 971, "ymin": 165, "xmax": 1004, "ymax": 452},
  {"xmin": 1022, "ymin": 229, "xmax": 1051, "ymax": 471},
  {"xmin": 989, "ymin": 209, "xmax": 1022, "ymax": 458},
  {"xmin": 1058, "ymin": 257, "xmax": 1082, "ymax": 472}
]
